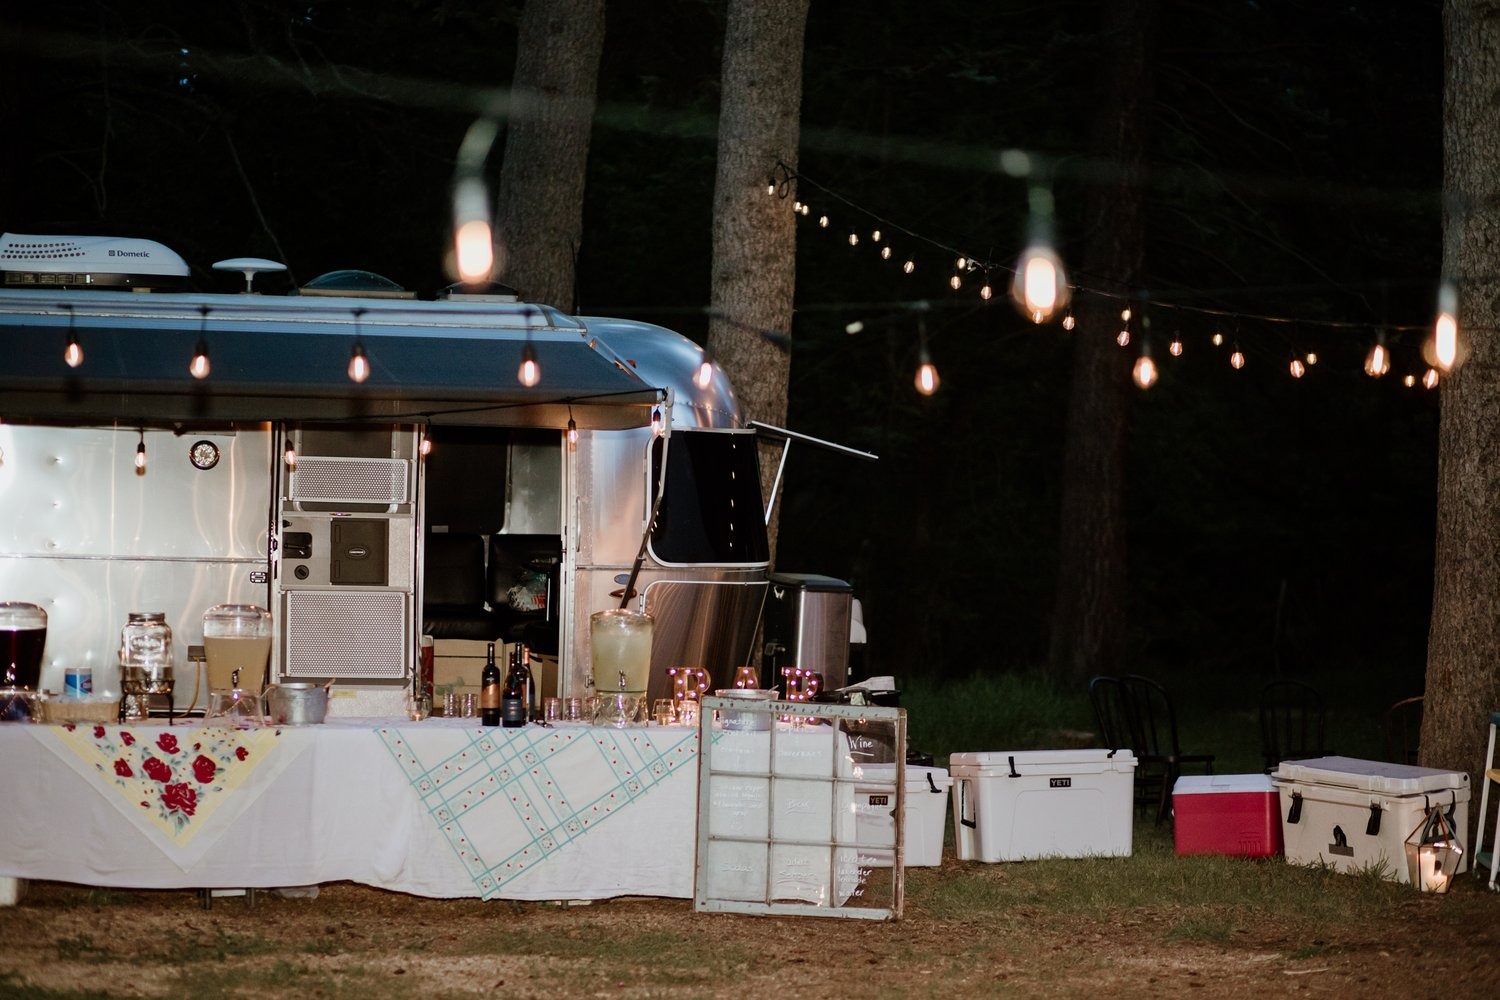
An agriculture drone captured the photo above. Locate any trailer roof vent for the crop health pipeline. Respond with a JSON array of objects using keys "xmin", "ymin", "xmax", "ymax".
[
  {"xmin": 298, "ymin": 268, "xmax": 415, "ymax": 299},
  {"xmin": 438, "ymin": 280, "xmax": 520, "ymax": 303},
  {"xmin": 0, "ymin": 232, "xmax": 190, "ymax": 290}
]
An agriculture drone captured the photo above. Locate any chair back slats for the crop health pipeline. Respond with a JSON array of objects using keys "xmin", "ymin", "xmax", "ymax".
[{"xmin": 1259, "ymin": 679, "xmax": 1327, "ymax": 771}]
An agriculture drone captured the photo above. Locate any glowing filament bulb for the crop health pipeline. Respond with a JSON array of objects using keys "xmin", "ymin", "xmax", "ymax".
[
  {"xmin": 189, "ymin": 340, "xmax": 211, "ymax": 379},
  {"xmin": 1289, "ymin": 358, "xmax": 1306, "ymax": 379},
  {"xmin": 871, "ymin": 229, "xmax": 882, "ymax": 242},
  {"xmin": 799, "ymin": 204, "xmax": 810, "ymax": 216},
  {"xmin": 1132, "ymin": 354, "xmax": 1158, "ymax": 389},
  {"xmin": 1116, "ymin": 329, "xmax": 1131, "ymax": 347},
  {"xmin": 1305, "ymin": 351, "xmax": 1318, "ymax": 366},
  {"xmin": 949, "ymin": 274, "xmax": 962, "ymax": 291},
  {"xmin": 455, "ymin": 220, "xmax": 494, "ymax": 283},
  {"xmin": 902, "ymin": 260, "xmax": 915, "ymax": 274},
  {"xmin": 419, "ymin": 435, "xmax": 433, "ymax": 457},
  {"xmin": 1121, "ymin": 307, "xmax": 1132, "ymax": 322},
  {"xmin": 518, "ymin": 344, "xmax": 540, "ymax": 387},
  {"xmin": 1434, "ymin": 311, "xmax": 1458, "ymax": 370},
  {"xmin": 880, "ymin": 246, "xmax": 892, "ymax": 261},
  {"xmin": 1211, "ymin": 331, "xmax": 1225, "ymax": 347},
  {"xmin": 566, "ymin": 418, "xmax": 578, "ymax": 447},
  {"xmin": 695, "ymin": 358, "xmax": 714, "ymax": 389},
  {"xmin": 956, "ymin": 257, "xmax": 968, "ymax": 271},
  {"xmin": 1364, "ymin": 343, "xmax": 1390, "ymax": 378},
  {"xmin": 1230, "ymin": 348, "xmax": 1246, "ymax": 369},
  {"xmin": 1423, "ymin": 367, "xmax": 1439, "ymax": 389},
  {"xmin": 767, "ymin": 180, "xmax": 776, "ymax": 196},
  {"xmin": 1061, "ymin": 312, "xmax": 1075, "ymax": 331},
  {"xmin": 283, "ymin": 445, "xmax": 296, "ymax": 467},
  {"xmin": 847, "ymin": 231, "xmax": 859, "ymax": 246},
  {"xmin": 1012, "ymin": 247, "xmax": 1067, "ymax": 324},
  {"xmin": 914, "ymin": 354, "xmax": 939, "ymax": 396},
  {"xmin": 64, "ymin": 334, "xmax": 83, "ymax": 368},
  {"xmin": 1403, "ymin": 374, "xmax": 1416, "ymax": 388},
  {"xmin": 818, "ymin": 215, "xmax": 829, "ymax": 228},
  {"xmin": 1169, "ymin": 336, "xmax": 1184, "ymax": 357},
  {"xmin": 980, "ymin": 283, "xmax": 993, "ymax": 301},
  {"xmin": 793, "ymin": 201, "xmax": 803, "ymax": 213},
  {"xmin": 135, "ymin": 433, "xmax": 147, "ymax": 473},
  {"xmin": 348, "ymin": 341, "xmax": 370, "ymax": 383}
]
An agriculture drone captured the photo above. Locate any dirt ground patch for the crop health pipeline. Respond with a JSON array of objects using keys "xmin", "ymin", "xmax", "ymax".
[{"xmin": 2, "ymin": 873, "xmax": 1497, "ymax": 999}]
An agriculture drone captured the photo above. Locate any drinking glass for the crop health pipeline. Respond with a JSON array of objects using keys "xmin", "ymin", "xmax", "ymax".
[{"xmin": 0, "ymin": 602, "xmax": 47, "ymax": 692}]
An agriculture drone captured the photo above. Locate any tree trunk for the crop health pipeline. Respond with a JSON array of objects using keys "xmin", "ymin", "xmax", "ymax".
[
  {"xmin": 707, "ymin": 0, "xmax": 810, "ymax": 565},
  {"xmin": 1422, "ymin": 0, "xmax": 1500, "ymax": 807},
  {"xmin": 1048, "ymin": 0, "xmax": 1157, "ymax": 686},
  {"xmin": 495, "ymin": 0, "xmax": 606, "ymax": 311}
]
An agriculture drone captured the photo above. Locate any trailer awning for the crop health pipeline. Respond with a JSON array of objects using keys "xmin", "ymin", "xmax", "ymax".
[{"xmin": 0, "ymin": 291, "xmax": 664, "ymax": 429}]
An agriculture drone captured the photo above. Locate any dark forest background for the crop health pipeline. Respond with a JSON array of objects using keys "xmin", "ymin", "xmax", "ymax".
[{"xmin": 0, "ymin": 1, "xmax": 1444, "ymax": 691}]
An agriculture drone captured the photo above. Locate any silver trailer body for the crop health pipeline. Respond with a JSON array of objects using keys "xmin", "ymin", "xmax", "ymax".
[{"xmin": 0, "ymin": 268, "xmax": 768, "ymax": 708}]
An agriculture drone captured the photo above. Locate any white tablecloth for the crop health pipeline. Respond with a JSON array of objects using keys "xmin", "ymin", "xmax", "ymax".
[{"xmin": 0, "ymin": 718, "xmax": 701, "ymax": 901}]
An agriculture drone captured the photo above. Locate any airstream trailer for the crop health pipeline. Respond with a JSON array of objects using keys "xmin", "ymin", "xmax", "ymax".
[{"xmin": 0, "ymin": 233, "xmax": 865, "ymax": 714}]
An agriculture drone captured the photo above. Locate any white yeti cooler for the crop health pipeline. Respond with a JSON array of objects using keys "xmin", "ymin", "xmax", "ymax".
[{"xmin": 949, "ymin": 749, "xmax": 1137, "ymax": 862}]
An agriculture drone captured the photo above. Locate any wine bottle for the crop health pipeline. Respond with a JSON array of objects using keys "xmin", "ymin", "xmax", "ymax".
[
  {"xmin": 480, "ymin": 642, "xmax": 501, "ymax": 727},
  {"xmin": 518, "ymin": 644, "xmax": 535, "ymax": 721},
  {"xmin": 501, "ymin": 646, "xmax": 526, "ymax": 728}
]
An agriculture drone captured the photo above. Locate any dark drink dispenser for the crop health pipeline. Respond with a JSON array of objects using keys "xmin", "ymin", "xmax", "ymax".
[{"xmin": 760, "ymin": 573, "xmax": 852, "ymax": 695}]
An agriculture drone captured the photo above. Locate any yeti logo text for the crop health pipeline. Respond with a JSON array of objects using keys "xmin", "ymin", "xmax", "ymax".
[{"xmin": 1049, "ymin": 777, "xmax": 1072, "ymax": 788}]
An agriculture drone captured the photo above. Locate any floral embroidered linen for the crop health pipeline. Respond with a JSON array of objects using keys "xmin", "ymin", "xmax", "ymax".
[{"xmin": 37, "ymin": 724, "xmax": 295, "ymax": 866}]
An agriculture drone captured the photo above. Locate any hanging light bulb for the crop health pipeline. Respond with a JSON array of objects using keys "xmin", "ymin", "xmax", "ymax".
[
  {"xmin": 419, "ymin": 434, "xmax": 433, "ymax": 457},
  {"xmin": 1010, "ymin": 246, "xmax": 1069, "ymax": 324},
  {"xmin": 818, "ymin": 215, "xmax": 830, "ymax": 228},
  {"xmin": 1364, "ymin": 341, "xmax": 1390, "ymax": 378},
  {"xmin": 1211, "ymin": 331, "xmax": 1225, "ymax": 347},
  {"xmin": 880, "ymin": 246, "xmax": 892, "ymax": 261},
  {"xmin": 135, "ymin": 431, "xmax": 147, "ymax": 474},
  {"xmin": 452, "ymin": 176, "xmax": 494, "ymax": 284},
  {"xmin": 1168, "ymin": 335, "xmax": 1184, "ymax": 357},
  {"xmin": 348, "ymin": 340, "xmax": 370, "ymax": 383},
  {"xmin": 517, "ymin": 342, "xmax": 541, "ymax": 387},
  {"xmin": 1120, "ymin": 307, "xmax": 1132, "ymax": 322},
  {"xmin": 871, "ymin": 229, "xmax": 882, "ymax": 243},
  {"xmin": 799, "ymin": 203, "xmax": 810, "ymax": 216},
  {"xmin": 1061, "ymin": 311, "xmax": 1075, "ymax": 331},
  {"xmin": 650, "ymin": 406, "xmax": 664, "ymax": 436},
  {"xmin": 1132, "ymin": 350, "xmax": 1158, "ymax": 390},
  {"xmin": 1402, "ymin": 374, "xmax": 1417, "ymax": 388},
  {"xmin": 695, "ymin": 357, "xmax": 714, "ymax": 389},
  {"xmin": 847, "ymin": 231, "xmax": 859, "ymax": 247},
  {"xmin": 1423, "ymin": 367, "xmax": 1440, "ymax": 389},
  {"xmin": 914, "ymin": 349, "xmax": 940, "ymax": 396},
  {"xmin": 1230, "ymin": 346, "xmax": 1246, "ymax": 369},
  {"xmin": 902, "ymin": 259, "xmax": 915, "ymax": 274},
  {"xmin": 956, "ymin": 257, "xmax": 968, "ymax": 271},
  {"xmin": 567, "ymin": 417, "xmax": 578, "ymax": 449},
  {"xmin": 767, "ymin": 177, "xmax": 776, "ymax": 196},
  {"xmin": 1434, "ymin": 280, "xmax": 1458, "ymax": 370},
  {"xmin": 64, "ymin": 333, "xmax": 84, "ymax": 368},
  {"xmin": 283, "ymin": 443, "xmax": 296, "ymax": 467},
  {"xmin": 1289, "ymin": 357, "xmax": 1306, "ymax": 379},
  {"xmin": 189, "ymin": 339, "xmax": 211, "ymax": 379},
  {"xmin": 1116, "ymin": 328, "xmax": 1131, "ymax": 347},
  {"xmin": 1305, "ymin": 351, "xmax": 1319, "ymax": 366},
  {"xmin": 949, "ymin": 274, "xmax": 962, "ymax": 291},
  {"xmin": 980, "ymin": 280, "xmax": 993, "ymax": 301},
  {"xmin": 793, "ymin": 200, "xmax": 803, "ymax": 213}
]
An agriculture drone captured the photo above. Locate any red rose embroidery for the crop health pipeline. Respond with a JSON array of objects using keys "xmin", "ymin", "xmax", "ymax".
[
  {"xmin": 192, "ymin": 754, "xmax": 217, "ymax": 784},
  {"xmin": 120, "ymin": 731, "xmax": 136, "ymax": 746},
  {"xmin": 113, "ymin": 759, "xmax": 133, "ymax": 778},
  {"xmin": 235, "ymin": 746, "xmax": 249, "ymax": 761},
  {"xmin": 161, "ymin": 782, "xmax": 197, "ymax": 816},
  {"xmin": 156, "ymin": 733, "xmax": 179, "ymax": 755},
  {"xmin": 142, "ymin": 757, "xmax": 172, "ymax": 783},
  {"xmin": 93, "ymin": 725, "xmax": 106, "ymax": 739}
]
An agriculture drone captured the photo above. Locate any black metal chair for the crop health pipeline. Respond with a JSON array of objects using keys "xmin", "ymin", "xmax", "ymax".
[
  {"xmin": 1259, "ymin": 679, "xmax": 1328, "ymax": 772},
  {"xmin": 1090, "ymin": 674, "xmax": 1213, "ymax": 823},
  {"xmin": 1385, "ymin": 695, "xmax": 1424, "ymax": 765},
  {"xmin": 1119, "ymin": 674, "xmax": 1215, "ymax": 823}
]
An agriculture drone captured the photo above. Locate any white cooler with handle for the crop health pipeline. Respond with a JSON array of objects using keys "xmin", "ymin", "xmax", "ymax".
[
  {"xmin": 1272, "ymin": 756, "xmax": 1470, "ymax": 884},
  {"xmin": 949, "ymin": 749, "xmax": 1137, "ymax": 862}
]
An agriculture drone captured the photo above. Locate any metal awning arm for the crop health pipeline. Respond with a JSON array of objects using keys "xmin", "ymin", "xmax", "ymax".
[{"xmin": 749, "ymin": 420, "xmax": 879, "ymax": 526}]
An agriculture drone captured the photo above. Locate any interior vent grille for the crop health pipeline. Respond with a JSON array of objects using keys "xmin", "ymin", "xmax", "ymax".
[{"xmin": 290, "ymin": 457, "xmax": 409, "ymax": 504}]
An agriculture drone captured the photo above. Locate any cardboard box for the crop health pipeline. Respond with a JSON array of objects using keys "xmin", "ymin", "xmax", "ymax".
[
  {"xmin": 854, "ymin": 764, "xmax": 952, "ymax": 867},
  {"xmin": 1272, "ymin": 756, "xmax": 1470, "ymax": 884},
  {"xmin": 1173, "ymin": 774, "xmax": 1283, "ymax": 858},
  {"xmin": 949, "ymin": 749, "xmax": 1137, "ymax": 862},
  {"xmin": 431, "ymin": 638, "xmax": 511, "ymax": 695}
]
